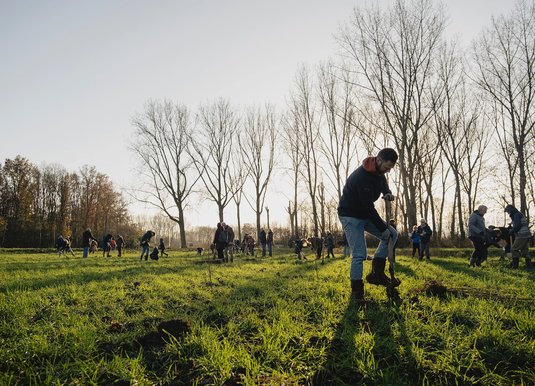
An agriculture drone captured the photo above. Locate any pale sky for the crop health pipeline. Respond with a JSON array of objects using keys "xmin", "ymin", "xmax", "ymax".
[{"xmin": 0, "ymin": 0, "xmax": 516, "ymax": 227}]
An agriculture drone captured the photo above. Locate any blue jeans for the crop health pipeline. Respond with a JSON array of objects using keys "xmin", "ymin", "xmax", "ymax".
[
  {"xmin": 141, "ymin": 244, "xmax": 149, "ymax": 259},
  {"xmin": 339, "ymin": 215, "xmax": 398, "ymax": 280},
  {"xmin": 83, "ymin": 246, "xmax": 89, "ymax": 258}
]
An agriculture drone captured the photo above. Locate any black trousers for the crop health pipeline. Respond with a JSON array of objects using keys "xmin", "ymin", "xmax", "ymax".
[{"xmin": 469, "ymin": 237, "xmax": 485, "ymax": 266}]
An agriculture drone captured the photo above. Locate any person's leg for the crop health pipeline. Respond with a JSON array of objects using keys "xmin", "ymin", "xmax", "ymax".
[
  {"xmin": 262, "ymin": 243, "xmax": 266, "ymax": 257},
  {"xmin": 83, "ymin": 246, "xmax": 89, "ymax": 258},
  {"xmin": 425, "ymin": 242, "xmax": 431, "ymax": 259},
  {"xmin": 510, "ymin": 237, "xmax": 528, "ymax": 268},
  {"xmin": 339, "ymin": 216, "xmax": 367, "ymax": 280},
  {"xmin": 364, "ymin": 222, "xmax": 398, "ymax": 286},
  {"xmin": 268, "ymin": 243, "xmax": 272, "ymax": 257}
]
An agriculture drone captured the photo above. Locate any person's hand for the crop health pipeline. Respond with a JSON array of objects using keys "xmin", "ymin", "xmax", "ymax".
[
  {"xmin": 381, "ymin": 228, "xmax": 391, "ymax": 240},
  {"xmin": 383, "ymin": 193, "xmax": 395, "ymax": 201}
]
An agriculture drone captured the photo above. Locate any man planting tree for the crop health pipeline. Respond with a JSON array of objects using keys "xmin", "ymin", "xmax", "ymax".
[{"xmin": 338, "ymin": 148, "xmax": 399, "ymax": 305}]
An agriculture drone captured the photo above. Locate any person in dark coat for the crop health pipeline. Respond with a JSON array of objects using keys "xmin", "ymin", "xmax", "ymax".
[
  {"xmin": 82, "ymin": 228, "xmax": 97, "ymax": 258},
  {"xmin": 267, "ymin": 229, "xmax": 274, "ymax": 257},
  {"xmin": 417, "ymin": 219, "xmax": 433, "ymax": 260},
  {"xmin": 410, "ymin": 225, "xmax": 420, "ymax": 258},
  {"xmin": 140, "ymin": 230, "xmax": 155, "ymax": 261},
  {"xmin": 294, "ymin": 238, "xmax": 305, "ymax": 260},
  {"xmin": 116, "ymin": 235, "xmax": 125, "ymax": 257},
  {"xmin": 308, "ymin": 236, "xmax": 323, "ymax": 259},
  {"xmin": 324, "ymin": 231, "xmax": 335, "ymax": 259},
  {"xmin": 158, "ymin": 238, "xmax": 168, "ymax": 257},
  {"xmin": 337, "ymin": 148, "xmax": 398, "ymax": 304},
  {"xmin": 259, "ymin": 229, "xmax": 267, "ymax": 257},
  {"xmin": 467, "ymin": 205, "xmax": 488, "ymax": 267},
  {"xmin": 102, "ymin": 233, "xmax": 113, "ymax": 257},
  {"xmin": 505, "ymin": 204, "xmax": 532, "ymax": 268},
  {"xmin": 213, "ymin": 222, "xmax": 227, "ymax": 261}
]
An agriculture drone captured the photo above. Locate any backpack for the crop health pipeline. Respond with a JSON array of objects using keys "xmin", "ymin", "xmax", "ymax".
[{"xmin": 150, "ymin": 247, "xmax": 159, "ymax": 260}]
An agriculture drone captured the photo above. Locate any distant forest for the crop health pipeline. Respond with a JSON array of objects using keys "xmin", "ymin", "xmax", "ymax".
[{"xmin": 0, "ymin": 156, "xmax": 141, "ymax": 248}]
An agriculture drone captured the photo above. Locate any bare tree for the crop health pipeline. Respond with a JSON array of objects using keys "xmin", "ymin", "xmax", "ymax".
[
  {"xmin": 338, "ymin": 0, "xmax": 446, "ymax": 229},
  {"xmin": 318, "ymin": 62, "xmax": 358, "ymax": 201},
  {"xmin": 131, "ymin": 100, "xmax": 199, "ymax": 248},
  {"xmin": 281, "ymin": 111, "xmax": 303, "ymax": 239},
  {"xmin": 290, "ymin": 65, "xmax": 322, "ymax": 237},
  {"xmin": 431, "ymin": 42, "xmax": 489, "ymax": 242},
  {"xmin": 239, "ymin": 105, "xmax": 277, "ymax": 239},
  {"xmin": 190, "ymin": 98, "xmax": 241, "ymax": 222},
  {"xmin": 473, "ymin": 0, "xmax": 535, "ymax": 215}
]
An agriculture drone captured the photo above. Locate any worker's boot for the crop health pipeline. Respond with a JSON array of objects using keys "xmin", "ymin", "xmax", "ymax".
[
  {"xmin": 351, "ymin": 279, "xmax": 365, "ymax": 306},
  {"xmin": 366, "ymin": 258, "xmax": 390, "ymax": 286},
  {"xmin": 510, "ymin": 257, "xmax": 519, "ymax": 269},
  {"xmin": 525, "ymin": 258, "xmax": 533, "ymax": 269}
]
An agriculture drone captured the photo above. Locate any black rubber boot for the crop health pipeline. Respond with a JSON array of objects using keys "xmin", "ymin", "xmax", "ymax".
[
  {"xmin": 351, "ymin": 279, "xmax": 365, "ymax": 305},
  {"xmin": 469, "ymin": 257, "xmax": 476, "ymax": 267},
  {"xmin": 510, "ymin": 257, "xmax": 519, "ymax": 269},
  {"xmin": 366, "ymin": 259, "xmax": 390, "ymax": 286}
]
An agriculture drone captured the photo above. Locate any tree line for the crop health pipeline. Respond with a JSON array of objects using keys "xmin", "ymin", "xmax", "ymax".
[
  {"xmin": 0, "ymin": 156, "xmax": 141, "ymax": 248},
  {"xmin": 131, "ymin": 0, "xmax": 535, "ymax": 248}
]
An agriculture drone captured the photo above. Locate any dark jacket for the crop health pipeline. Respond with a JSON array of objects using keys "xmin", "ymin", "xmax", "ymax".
[
  {"xmin": 505, "ymin": 205, "xmax": 531, "ymax": 238},
  {"xmin": 267, "ymin": 230, "xmax": 273, "ymax": 243},
  {"xmin": 82, "ymin": 229, "xmax": 95, "ymax": 247},
  {"xmin": 417, "ymin": 224, "xmax": 433, "ymax": 243},
  {"xmin": 338, "ymin": 157, "xmax": 392, "ymax": 232},
  {"xmin": 214, "ymin": 226, "xmax": 228, "ymax": 246},
  {"xmin": 141, "ymin": 231, "xmax": 155, "ymax": 245},
  {"xmin": 259, "ymin": 230, "xmax": 267, "ymax": 244}
]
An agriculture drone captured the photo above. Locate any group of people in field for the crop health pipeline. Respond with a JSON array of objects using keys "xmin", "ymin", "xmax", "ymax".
[
  {"xmin": 210, "ymin": 222, "xmax": 275, "ymax": 262},
  {"xmin": 468, "ymin": 204, "xmax": 532, "ymax": 269},
  {"xmin": 79, "ymin": 229, "xmax": 126, "ymax": 258},
  {"xmin": 56, "ymin": 228, "xmax": 168, "ymax": 261}
]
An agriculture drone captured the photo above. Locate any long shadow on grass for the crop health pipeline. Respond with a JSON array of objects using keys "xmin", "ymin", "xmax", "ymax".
[
  {"xmin": 310, "ymin": 299, "xmax": 363, "ymax": 385},
  {"xmin": 364, "ymin": 301, "xmax": 419, "ymax": 385},
  {"xmin": 310, "ymin": 297, "xmax": 420, "ymax": 385}
]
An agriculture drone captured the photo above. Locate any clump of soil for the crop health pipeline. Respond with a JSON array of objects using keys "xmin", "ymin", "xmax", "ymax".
[
  {"xmin": 136, "ymin": 318, "xmax": 192, "ymax": 349},
  {"xmin": 422, "ymin": 280, "xmax": 449, "ymax": 297},
  {"xmin": 410, "ymin": 280, "xmax": 450, "ymax": 299}
]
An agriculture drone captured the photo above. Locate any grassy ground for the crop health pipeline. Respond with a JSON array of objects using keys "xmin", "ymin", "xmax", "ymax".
[{"xmin": 0, "ymin": 248, "xmax": 533, "ymax": 385}]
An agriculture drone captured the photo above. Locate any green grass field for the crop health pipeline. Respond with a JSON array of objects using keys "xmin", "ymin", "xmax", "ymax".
[{"xmin": 0, "ymin": 248, "xmax": 533, "ymax": 385}]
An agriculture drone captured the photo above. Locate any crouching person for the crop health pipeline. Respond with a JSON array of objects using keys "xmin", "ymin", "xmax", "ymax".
[{"xmin": 338, "ymin": 148, "xmax": 399, "ymax": 305}]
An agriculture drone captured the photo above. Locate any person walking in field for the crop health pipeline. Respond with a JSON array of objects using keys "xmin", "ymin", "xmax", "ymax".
[
  {"xmin": 116, "ymin": 235, "xmax": 125, "ymax": 257},
  {"xmin": 267, "ymin": 229, "xmax": 274, "ymax": 257},
  {"xmin": 324, "ymin": 231, "xmax": 335, "ymax": 259},
  {"xmin": 158, "ymin": 238, "xmax": 168, "ymax": 257},
  {"xmin": 140, "ymin": 230, "xmax": 155, "ymax": 261},
  {"xmin": 410, "ymin": 225, "xmax": 420, "ymax": 258},
  {"xmin": 417, "ymin": 219, "xmax": 433, "ymax": 260},
  {"xmin": 504, "ymin": 204, "xmax": 532, "ymax": 268},
  {"xmin": 337, "ymin": 148, "xmax": 399, "ymax": 304},
  {"xmin": 82, "ymin": 228, "xmax": 97, "ymax": 258},
  {"xmin": 468, "ymin": 205, "xmax": 488, "ymax": 267}
]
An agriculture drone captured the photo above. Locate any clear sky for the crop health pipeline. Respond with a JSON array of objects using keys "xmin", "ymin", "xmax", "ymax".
[{"xmin": 0, "ymin": 0, "xmax": 516, "ymax": 227}]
